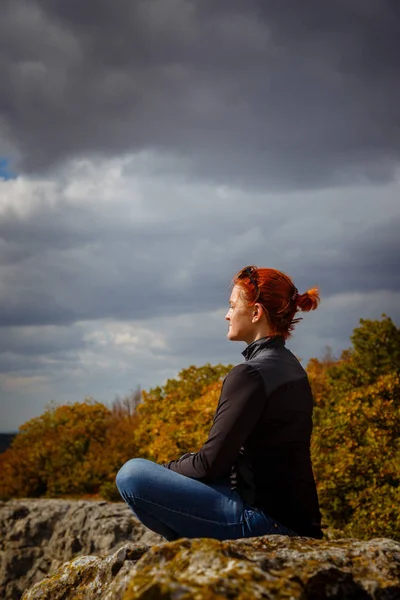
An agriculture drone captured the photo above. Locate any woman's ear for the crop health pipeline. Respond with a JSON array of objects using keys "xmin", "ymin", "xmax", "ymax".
[
  {"xmin": 253, "ymin": 303, "xmax": 269, "ymax": 324},
  {"xmin": 252, "ymin": 303, "xmax": 263, "ymax": 322}
]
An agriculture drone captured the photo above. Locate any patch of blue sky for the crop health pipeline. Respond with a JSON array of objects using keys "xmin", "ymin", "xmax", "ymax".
[{"xmin": 0, "ymin": 158, "xmax": 17, "ymax": 180}]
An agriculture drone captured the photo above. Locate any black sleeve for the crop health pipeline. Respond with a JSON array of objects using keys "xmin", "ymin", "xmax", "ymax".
[{"xmin": 162, "ymin": 363, "xmax": 266, "ymax": 481}]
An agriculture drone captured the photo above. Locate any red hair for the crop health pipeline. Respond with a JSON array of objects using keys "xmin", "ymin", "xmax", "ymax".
[{"xmin": 233, "ymin": 266, "xmax": 320, "ymax": 340}]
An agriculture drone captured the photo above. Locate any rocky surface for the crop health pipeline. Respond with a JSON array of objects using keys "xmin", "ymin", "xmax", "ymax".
[
  {"xmin": 2, "ymin": 499, "xmax": 400, "ymax": 600},
  {"xmin": 0, "ymin": 499, "xmax": 164, "ymax": 600},
  {"xmin": 22, "ymin": 535, "xmax": 400, "ymax": 600}
]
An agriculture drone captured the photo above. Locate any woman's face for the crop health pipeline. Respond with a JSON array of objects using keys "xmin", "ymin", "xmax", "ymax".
[{"xmin": 225, "ymin": 285, "xmax": 256, "ymax": 344}]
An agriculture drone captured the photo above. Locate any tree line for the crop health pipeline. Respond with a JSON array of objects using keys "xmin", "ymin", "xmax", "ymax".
[{"xmin": 0, "ymin": 315, "xmax": 399, "ymax": 541}]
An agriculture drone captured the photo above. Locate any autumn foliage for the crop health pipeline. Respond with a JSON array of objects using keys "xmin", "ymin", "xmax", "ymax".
[
  {"xmin": 132, "ymin": 364, "xmax": 231, "ymax": 464},
  {"xmin": 309, "ymin": 315, "xmax": 400, "ymax": 540},
  {"xmin": 0, "ymin": 392, "xmax": 142, "ymax": 501},
  {"xmin": 0, "ymin": 316, "xmax": 399, "ymax": 541}
]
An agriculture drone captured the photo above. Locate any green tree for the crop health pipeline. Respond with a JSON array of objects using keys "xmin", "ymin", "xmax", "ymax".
[
  {"xmin": 310, "ymin": 315, "xmax": 400, "ymax": 540},
  {"xmin": 327, "ymin": 314, "xmax": 400, "ymax": 391},
  {"xmin": 312, "ymin": 372, "xmax": 400, "ymax": 540}
]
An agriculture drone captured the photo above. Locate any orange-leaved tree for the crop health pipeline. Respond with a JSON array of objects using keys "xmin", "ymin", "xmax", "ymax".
[
  {"xmin": 306, "ymin": 346, "xmax": 338, "ymax": 408},
  {"xmin": 0, "ymin": 400, "xmax": 112, "ymax": 499},
  {"xmin": 96, "ymin": 388, "xmax": 143, "ymax": 500},
  {"xmin": 133, "ymin": 363, "xmax": 231, "ymax": 463}
]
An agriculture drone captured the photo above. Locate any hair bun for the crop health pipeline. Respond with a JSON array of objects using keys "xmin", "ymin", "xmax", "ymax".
[{"xmin": 297, "ymin": 287, "xmax": 320, "ymax": 312}]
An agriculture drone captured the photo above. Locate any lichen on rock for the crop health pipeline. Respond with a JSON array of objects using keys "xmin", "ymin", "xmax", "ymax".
[
  {"xmin": 3, "ymin": 499, "xmax": 399, "ymax": 599},
  {"xmin": 22, "ymin": 534, "xmax": 400, "ymax": 600}
]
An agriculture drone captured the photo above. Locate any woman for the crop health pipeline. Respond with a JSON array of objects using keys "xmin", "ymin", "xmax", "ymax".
[{"xmin": 116, "ymin": 266, "xmax": 323, "ymax": 541}]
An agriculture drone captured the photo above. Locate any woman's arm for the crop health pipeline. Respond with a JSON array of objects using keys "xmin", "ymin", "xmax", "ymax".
[{"xmin": 163, "ymin": 363, "xmax": 266, "ymax": 481}]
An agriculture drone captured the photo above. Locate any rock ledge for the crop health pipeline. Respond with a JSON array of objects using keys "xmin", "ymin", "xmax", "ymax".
[
  {"xmin": 0, "ymin": 499, "xmax": 163, "ymax": 600},
  {"xmin": 22, "ymin": 535, "xmax": 400, "ymax": 600}
]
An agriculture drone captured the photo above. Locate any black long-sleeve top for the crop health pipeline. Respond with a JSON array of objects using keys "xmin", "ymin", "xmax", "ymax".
[{"xmin": 163, "ymin": 335, "xmax": 323, "ymax": 538}]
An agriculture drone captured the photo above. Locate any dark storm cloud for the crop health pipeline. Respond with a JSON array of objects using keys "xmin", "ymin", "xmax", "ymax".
[
  {"xmin": 0, "ymin": 324, "xmax": 85, "ymax": 358},
  {"xmin": 0, "ymin": 168, "xmax": 399, "ymax": 329},
  {"xmin": 292, "ymin": 218, "xmax": 400, "ymax": 295},
  {"xmin": 1, "ymin": 0, "xmax": 399, "ymax": 187}
]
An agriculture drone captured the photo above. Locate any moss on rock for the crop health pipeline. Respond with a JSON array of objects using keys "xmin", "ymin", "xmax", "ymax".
[{"xmin": 23, "ymin": 535, "xmax": 400, "ymax": 600}]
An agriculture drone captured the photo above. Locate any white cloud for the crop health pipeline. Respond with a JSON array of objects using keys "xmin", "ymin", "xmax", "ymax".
[
  {"xmin": 0, "ymin": 155, "xmax": 399, "ymax": 430},
  {"xmin": 1, "ymin": 284, "xmax": 399, "ymax": 432}
]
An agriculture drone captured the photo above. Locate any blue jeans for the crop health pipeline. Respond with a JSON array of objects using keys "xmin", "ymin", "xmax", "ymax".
[{"xmin": 116, "ymin": 458, "xmax": 297, "ymax": 541}]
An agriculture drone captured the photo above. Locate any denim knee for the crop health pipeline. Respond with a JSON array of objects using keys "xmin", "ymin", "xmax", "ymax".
[{"xmin": 116, "ymin": 457, "xmax": 150, "ymax": 496}]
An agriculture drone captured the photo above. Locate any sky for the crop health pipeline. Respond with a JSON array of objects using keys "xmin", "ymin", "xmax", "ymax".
[{"xmin": 0, "ymin": 0, "xmax": 399, "ymax": 431}]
